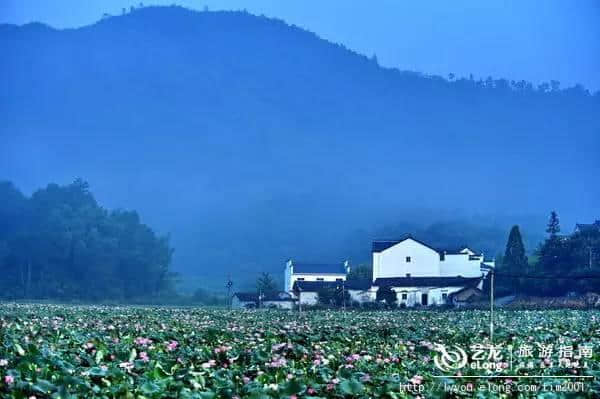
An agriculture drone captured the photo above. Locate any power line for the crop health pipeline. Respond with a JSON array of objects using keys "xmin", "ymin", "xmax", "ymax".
[{"xmin": 492, "ymin": 272, "xmax": 600, "ymax": 280}]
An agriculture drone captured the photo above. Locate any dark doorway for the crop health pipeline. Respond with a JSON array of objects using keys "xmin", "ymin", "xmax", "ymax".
[{"xmin": 421, "ymin": 293, "xmax": 428, "ymax": 306}]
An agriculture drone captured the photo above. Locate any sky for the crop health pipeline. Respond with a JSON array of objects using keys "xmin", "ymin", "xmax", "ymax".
[{"xmin": 1, "ymin": 0, "xmax": 599, "ymax": 91}]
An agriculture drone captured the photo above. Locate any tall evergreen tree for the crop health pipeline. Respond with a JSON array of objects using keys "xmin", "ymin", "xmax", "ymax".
[
  {"xmin": 546, "ymin": 211, "xmax": 561, "ymax": 238},
  {"xmin": 499, "ymin": 225, "xmax": 528, "ymax": 295},
  {"xmin": 537, "ymin": 211, "xmax": 567, "ymax": 276},
  {"xmin": 256, "ymin": 272, "xmax": 277, "ymax": 294}
]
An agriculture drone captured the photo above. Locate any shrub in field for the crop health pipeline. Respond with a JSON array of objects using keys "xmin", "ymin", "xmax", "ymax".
[{"xmin": 375, "ymin": 285, "xmax": 397, "ymax": 307}]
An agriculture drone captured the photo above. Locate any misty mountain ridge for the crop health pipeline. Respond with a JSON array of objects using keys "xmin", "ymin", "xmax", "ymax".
[{"xmin": 1, "ymin": 6, "xmax": 598, "ymax": 291}]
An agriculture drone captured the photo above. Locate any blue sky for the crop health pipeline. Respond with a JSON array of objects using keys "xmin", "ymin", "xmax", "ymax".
[{"xmin": 1, "ymin": 0, "xmax": 599, "ymax": 90}]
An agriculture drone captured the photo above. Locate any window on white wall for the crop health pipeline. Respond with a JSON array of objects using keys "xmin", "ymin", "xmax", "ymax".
[
  {"xmin": 297, "ymin": 278, "xmax": 305, "ymax": 281},
  {"xmin": 401, "ymin": 293, "xmax": 407, "ymax": 300},
  {"xmin": 406, "ymin": 256, "xmax": 411, "ymax": 262},
  {"xmin": 316, "ymin": 278, "xmax": 324, "ymax": 281}
]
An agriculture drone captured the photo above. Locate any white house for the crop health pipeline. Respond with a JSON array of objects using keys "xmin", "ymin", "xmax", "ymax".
[
  {"xmin": 371, "ymin": 235, "xmax": 494, "ymax": 306},
  {"xmin": 372, "ymin": 236, "xmax": 492, "ymax": 280},
  {"xmin": 284, "ymin": 260, "xmax": 350, "ymax": 294},
  {"xmin": 284, "ymin": 235, "xmax": 494, "ymax": 307}
]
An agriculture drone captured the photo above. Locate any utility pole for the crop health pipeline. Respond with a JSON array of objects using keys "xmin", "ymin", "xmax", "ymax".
[
  {"xmin": 226, "ymin": 275, "xmax": 233, "ymax": 310},
  {"xmin": 258, "ymin": 290, "xmax": 264, "ymax": 309},
  {"xmin": 342, "ymin": 280, "xmax": 346, "ymax": 313},
  {"xmin": 490, "ymin": 269, "xmax": 494, "ymax": 343}
]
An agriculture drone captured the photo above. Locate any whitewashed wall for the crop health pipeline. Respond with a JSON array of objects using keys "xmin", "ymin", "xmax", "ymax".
[
  {"xmin": 284, "ymin": 262, "xmax": 292, "ymax": 292},
  {"xmin": 392, "ymin": 286, "xmax": 465, "ymax": 307},
  {"xmin": 298, "ymin": 291, "xmax": 319, "ymax": 305},
  {"xmin": 348, "ymin": 289, "xmax": 376, "ymax": 304},
  {"xmin": 373, "ymin": 238, "xmax": 441, "ymax": 280},
  {"xmin": 440, "ymin": 254, "xmax": 482, "ymax": 277}
]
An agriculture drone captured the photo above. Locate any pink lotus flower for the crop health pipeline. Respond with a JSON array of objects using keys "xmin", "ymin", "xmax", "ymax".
[
  {"xmin": 4, "ymin": 375, "xmax": 14, "ymax": 384},
  {"xmin": 269, "ymin": 357, "xmax": 287, "ymax": 368},
  {"xmin": 166, "ymin": 340, "xmax": 178, "ymax": 351},
  {"xmin": 410, "ymin": 375, "xmax": 423, "ymax": 385},
  {"xmin": 346, "ymin": 354, "xmax": 360, "ymax": 362},
  {"xmin": 135, "ymin": 337, "xmax": 152, "ymax": 347},
  {"xmin": 139, "ymin": 352, "xmax": 149, "ymax": 362}
]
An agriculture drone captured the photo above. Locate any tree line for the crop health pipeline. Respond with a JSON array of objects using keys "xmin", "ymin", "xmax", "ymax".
[
  {"xmin": 494, "ymin": 211, "xmax": 600, "ymax": 297},
  {"xmin": 0, "ymin": 179, "xmax": 176, "ymax": 301}
]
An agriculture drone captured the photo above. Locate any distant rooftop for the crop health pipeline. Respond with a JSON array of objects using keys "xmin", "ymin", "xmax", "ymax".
[
  {"xmin": 575, "ymin": 221, "xmax": 600, "ymax": 233},
  {"xmin": 372, "ymin": 235, "xmax": 481, "ymax": 256}
]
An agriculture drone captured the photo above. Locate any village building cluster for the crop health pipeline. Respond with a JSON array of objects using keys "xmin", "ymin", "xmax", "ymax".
[{"xmin": 233, "ymin": 235, "xmax": 495, "ymax": 309}]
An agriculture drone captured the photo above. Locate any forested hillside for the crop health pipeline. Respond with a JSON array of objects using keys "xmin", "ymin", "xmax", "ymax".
[
  {"xmin": 0, "ymin": 180, "xmax": 175, "ymax": 300},
  {"xmin": 1, "ymin": 6, "xmax": 598, "ymax": 288}
]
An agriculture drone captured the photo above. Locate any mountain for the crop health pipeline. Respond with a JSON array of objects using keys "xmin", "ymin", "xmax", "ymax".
[{"xmin": 1, "ymin": 6, "xmax": 598, "ymax": 291}]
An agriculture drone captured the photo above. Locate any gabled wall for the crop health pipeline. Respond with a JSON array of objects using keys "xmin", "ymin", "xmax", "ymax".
[{"xmin": 373, "ymin": 238, "xmax": 441, "ymax": 280}]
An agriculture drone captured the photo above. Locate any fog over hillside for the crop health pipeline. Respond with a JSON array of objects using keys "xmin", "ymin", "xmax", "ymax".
[{"xmin": 1, "ymin": 6, "xmax": 598, "ymax": 291}]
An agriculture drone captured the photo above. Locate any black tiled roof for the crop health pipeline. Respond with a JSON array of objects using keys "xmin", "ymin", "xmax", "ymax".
[
  {"xmin": 293, "ymin": 281, "xmax": 343, "ymax": 292},
  {"xmin": 373, "ymin": 236, "xmax": 483, "ymax": 257},
  {"xmin": 293, "ymin": 279, "xmax": 373, "ymax": 292},
  {"xmin": 373, "ymin": 276, "xmax": 481, "ymax": 288},
  {"xmin": 576, "ymin": 221, "xmax": 600, "ymax": 233},
  {"xmin": 345, "ymin": 279, "xmax": 372, "ymax": 290},
  {"xmin": 293, "ymin": 262, "xmax": 347, "ymax": 274}
]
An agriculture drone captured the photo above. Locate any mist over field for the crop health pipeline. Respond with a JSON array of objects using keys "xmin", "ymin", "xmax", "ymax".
[{"xmin": 1, "ymin": 6, "xmax": 599, "ymax": 292}]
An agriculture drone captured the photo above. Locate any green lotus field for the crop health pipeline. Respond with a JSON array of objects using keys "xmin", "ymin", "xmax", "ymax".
[{"xmin": 1, "ymin": 304, "xmax": 599, "ymax": 398}]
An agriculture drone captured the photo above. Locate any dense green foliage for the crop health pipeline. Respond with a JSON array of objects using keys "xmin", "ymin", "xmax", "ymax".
[
  {"xmin": 534, "ymin": 214, "xmax": 600, "ymax": 296},
  {"xmin": 346, "ymin": 264, "xmax": 372, "ymax": 282},
  {"xmin": 316, "ymin": 285, "xmax": 349, "ymax": 307},
  {"xmin": 0, "ymin": 180, "xmax": 175, "ymax": 301},
  {"xmin": 375, "ymin": 286, "xmax": 397, "ymax": 306},
  {"xmin": 1, "ymin": 304, "xmax": 599, "ymax": 397},
  {"xmin": 495, "ymin": 212, "xmax": 600, "ymax": 297}
]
